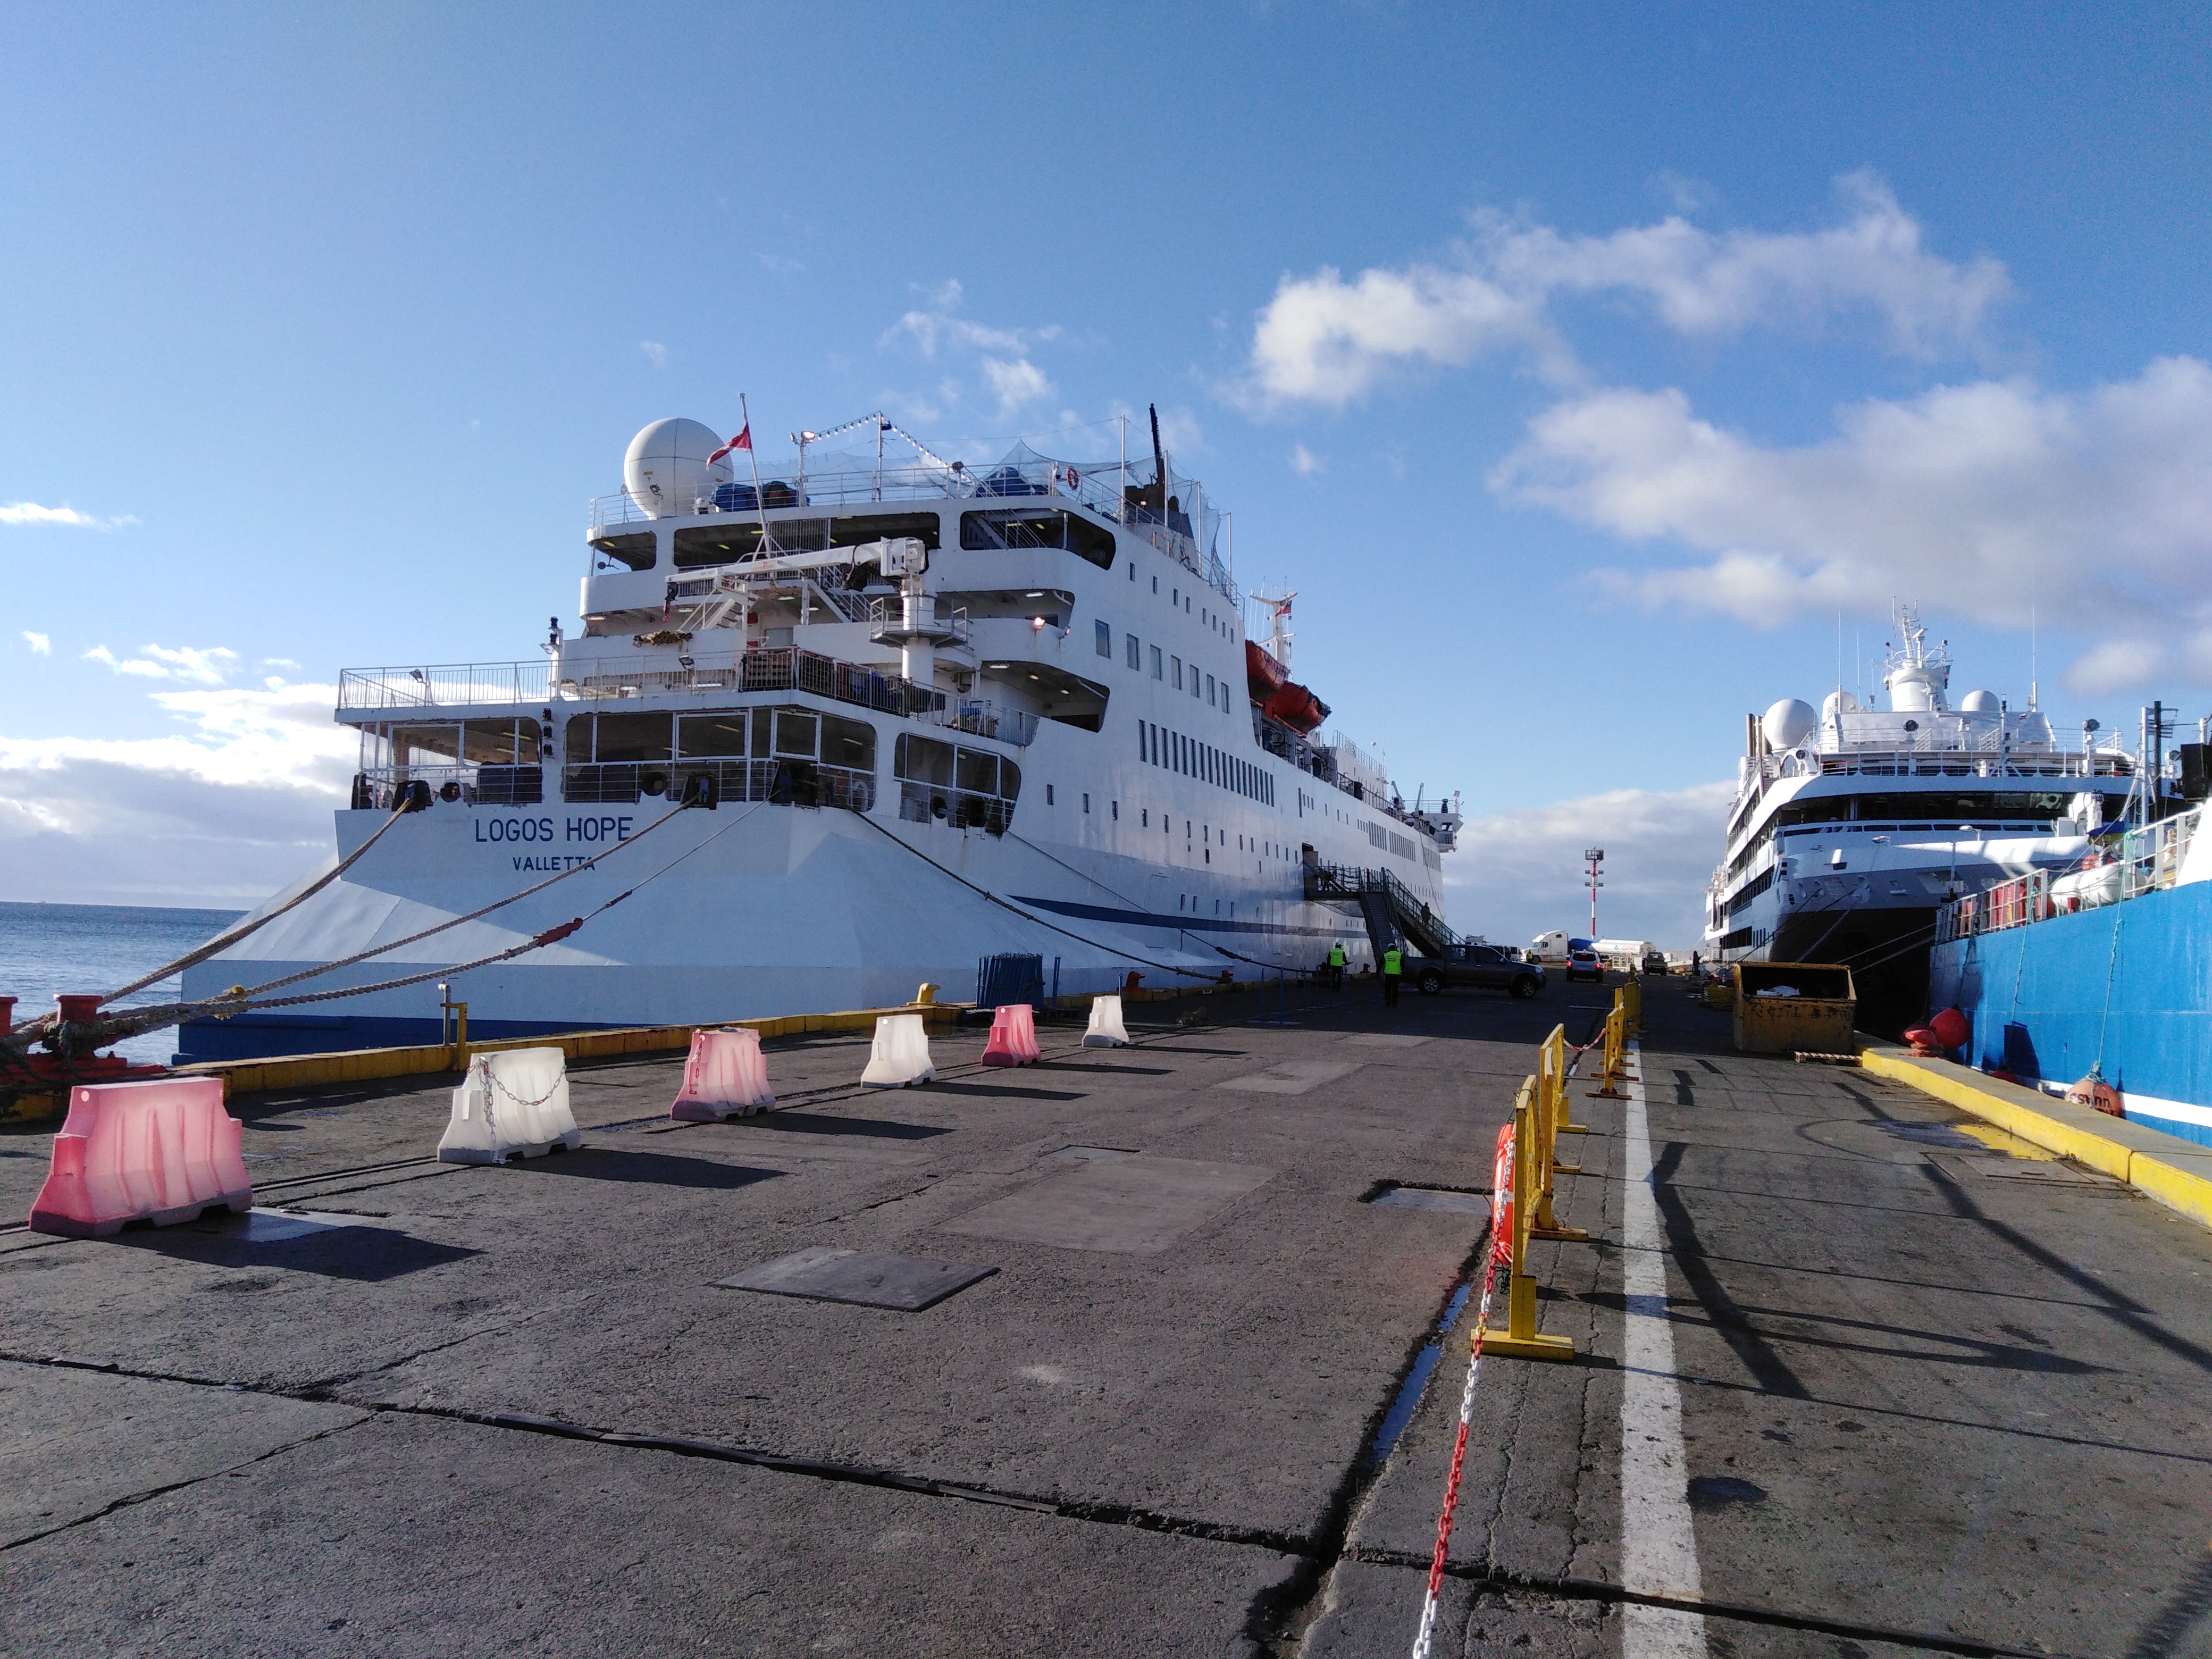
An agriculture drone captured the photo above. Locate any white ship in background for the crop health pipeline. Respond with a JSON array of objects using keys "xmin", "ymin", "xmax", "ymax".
[
  {"xmin": 178, "ymin": 410, "xmax": 1462, "ymax": 1061},
  {"xmin": 1703, "ymin": 606, "xmax": 2139, "ymax": 1030}
]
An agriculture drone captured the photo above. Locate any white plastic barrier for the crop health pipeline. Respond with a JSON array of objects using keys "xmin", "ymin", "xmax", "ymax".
[
  {"xmin": 438, "ymin": 1046, "xmax": 582, "ymax": 1163},
  {"xmin": 1083, "ymin": 994, "xmax": 1130, "ymax": 1048},
  {"xmin": 859, "ymin": 1013, "xmax": 936, "ymax": 1088},
  {"xmin": 672, "ymin": 1027, "xmax": 775, "ymax": 1121}
]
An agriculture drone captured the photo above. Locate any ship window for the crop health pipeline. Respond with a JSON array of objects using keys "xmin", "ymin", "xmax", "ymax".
[
  {"xmin": 1151, "ymin": 646, "xmax": 1163, "ymax": 680},
  {"xmin": 820, "ymin": 714, "xmax": 875, "ymax": 772},
  {"xmin": 461, "ymin": 719, "xmax": 538, "ymax": 765},
  {"xmin": 958, "ymin": 508, "xmax": 1114, "ymax": 568},
  {"xmin": 957, "ymin": 748, "xmax": 1000, "ymax": 797},
  {"xmin": 591, "ymin": 711, "xmax": 673, "ymax": 764},
  {"xmin": 895, "ymin": 733, "xmax": 954, "ymax": 787},
  {"xmin": 393, "ymin": 724, "xmax": 461, "ymax": 767},
  {"xmin": 1205, "ymin": 675, "xmax": 1217, "ymax": 708},
  {"xmin": 774, "ymin": 711, "xmax": 818, "ymax": 759},
  {"xmin": 677, "ymin": 713, "xmax": 748, "ymax": 758},
  {"xmin": 1095, "ymin": 619, "xmax": 1112, "ymax": 657},
  {"xmin": 1172, "ymin": 656, "xmax": 1183, "ymax": 690},
  {"xmin": 1126, "ymin": 633, "xmax": 1140, "ymax": 670},
  {"xmin": 673, "ymin": 517, "xmax": 840, "ymax": 568}
]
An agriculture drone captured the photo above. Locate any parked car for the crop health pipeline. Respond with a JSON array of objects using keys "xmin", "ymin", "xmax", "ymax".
[
  {"xmin": 1409, "ymin": 942, "xmax": 1546, "ymax": 999},
  {"xmin": 1641, "ymin": 952, "xmax": 1669, "ymax": 975},
  {"xmin": 1564, "ymin": 948, "xmax": 1604, "ymax": 984}
]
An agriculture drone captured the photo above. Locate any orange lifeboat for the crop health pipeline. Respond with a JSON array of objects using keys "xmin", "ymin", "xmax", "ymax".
[{"xmin": 1244, "ymin": 640, "xmax": 1330, "ymax": 734}]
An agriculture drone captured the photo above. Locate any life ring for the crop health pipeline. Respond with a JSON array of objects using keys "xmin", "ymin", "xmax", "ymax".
[
  {"xmin": 849, "ymin": 779, "xmax": 874, "ymax": 814},
  {"xmin": 1066, "ymin": 465, "xmax": 1079, "ymax": 490}
]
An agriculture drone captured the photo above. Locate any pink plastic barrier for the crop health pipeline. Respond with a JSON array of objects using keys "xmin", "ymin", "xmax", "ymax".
[
  {"xmin": 981, "ymin": 1003, "xmax": 1040, "ymax": 1067},
  {"xmin": 30, "ymin": 1077, "xmax": 254, "ymax": 1239},
  {"xmin": 671, "ymin": 1027, "xmax": 776, "ymax": 1121}
]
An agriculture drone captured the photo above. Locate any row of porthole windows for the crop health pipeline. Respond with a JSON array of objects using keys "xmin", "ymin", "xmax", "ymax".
[{"xmin": 1093, "ymin": 619, "xmax": 1236, "ymax": 715}]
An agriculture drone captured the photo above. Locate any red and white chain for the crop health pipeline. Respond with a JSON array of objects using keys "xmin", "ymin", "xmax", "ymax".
[{"xmin": 1410, "ymin": 1121, "xmax": 1515, "ymax": 1659}]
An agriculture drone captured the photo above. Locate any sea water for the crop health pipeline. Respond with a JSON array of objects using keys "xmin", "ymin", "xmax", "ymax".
[{"xmin": 0, "ymin": 902, "xmax": 244, "ymax": 1066}]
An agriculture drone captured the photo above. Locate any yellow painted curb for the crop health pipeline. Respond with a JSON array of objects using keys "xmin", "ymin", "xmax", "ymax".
[{"xmin": 1859, "ymin": 1044, "xmax": 2212, "ymax": 1233}]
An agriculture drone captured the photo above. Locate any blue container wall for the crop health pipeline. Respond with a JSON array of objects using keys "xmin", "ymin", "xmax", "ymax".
[{"xmin": 1928, "ymin": 882, "xmax": 2212, "ymax": 1145}]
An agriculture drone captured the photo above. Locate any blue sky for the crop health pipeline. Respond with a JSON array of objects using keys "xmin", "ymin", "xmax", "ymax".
[{"xmin": 5, "ymin": 3, "xmax": 2210, "ymax": 942}]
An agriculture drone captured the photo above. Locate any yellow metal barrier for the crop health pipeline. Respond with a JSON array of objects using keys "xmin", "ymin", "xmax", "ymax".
[
  {"xmin": 1623, "ymin": 976, "xmax": 1643, "ymax": 1036},
  {"xmin": 1586, "ymin": 995, "xmax": 1632, "ymax": 1099},
  {"xmin": 1479, "ymin": 1076, "xmax": 1578, "ymax": 1361},
  {"xmin": 1546, "ymin": 1023, "xmax": 1588, "ymax": 1138}
]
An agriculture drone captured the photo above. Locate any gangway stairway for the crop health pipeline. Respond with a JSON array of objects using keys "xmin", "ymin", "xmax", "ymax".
[{"xmin": 1303, "ymin": 862, "xmax": 1460, "ymax": 963}]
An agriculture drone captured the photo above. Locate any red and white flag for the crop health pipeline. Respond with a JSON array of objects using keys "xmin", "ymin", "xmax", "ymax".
[{"xmin": 708, "ymin": 424, "xmax": 752, "ymax": 464}]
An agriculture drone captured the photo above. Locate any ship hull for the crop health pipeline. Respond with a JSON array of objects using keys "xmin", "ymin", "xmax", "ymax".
[
  {"xmin": 175, "ymin": 793, "xmax": 1397, "ymax": 1062},
  {"xmin": 1928, "ymin": 881, "xmax": 2212, "ymax": 1146}
]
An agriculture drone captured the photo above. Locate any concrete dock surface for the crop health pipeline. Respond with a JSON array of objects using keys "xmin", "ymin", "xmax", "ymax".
[{"xmin": 2, "ymin": 978, "xmax": 2208, "ymax": 1656}]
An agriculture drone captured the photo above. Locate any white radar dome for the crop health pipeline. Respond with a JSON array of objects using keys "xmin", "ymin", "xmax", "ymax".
[
  {"xmin": 624, "ymin": 418, "xmax": 734, "ymax": 520},
  {"xmin": 1762, "ymin": 698, "xmax": 1817, "ymax": 751},
  {"xmin": 1821, "ymin": 690, "xmax": 1859, "ymax": 723},
  {"xmin": 1959, "ymin": 689, "xmax": 2000, "ymax": 713}
]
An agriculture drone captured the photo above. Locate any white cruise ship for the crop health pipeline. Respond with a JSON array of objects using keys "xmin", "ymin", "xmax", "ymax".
[
  {"xmin": 1703, "ymin": 606, "xmax": 2136, "ymax": 1030},
  {"xmin": 175, "ymin": 412, "xmax": 1461, "ymax": 1061}
]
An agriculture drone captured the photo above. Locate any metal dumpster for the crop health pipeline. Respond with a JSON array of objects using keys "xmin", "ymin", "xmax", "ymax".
[{"xmin": 1732, "ymin": 962, "xmax": 1857, "ymax": 1055}]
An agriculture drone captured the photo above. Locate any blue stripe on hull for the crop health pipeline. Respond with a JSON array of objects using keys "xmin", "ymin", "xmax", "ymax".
[
  {"xmin": 1008, "ymin": 894, "xmax": 1339, "ymax": 938},
  {"xmin": 174, "ymin": 1013, "xmax": 619, "ymax": 1066},
  {"xmin": 1929, "ymin": 881, "xmax": 2212, "ymax": 1139}
]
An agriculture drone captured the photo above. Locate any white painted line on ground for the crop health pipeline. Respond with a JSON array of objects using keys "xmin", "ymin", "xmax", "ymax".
[{"xmin": 1619, "ymin": 1040, "xmax": 1708, "ymax": 1657}]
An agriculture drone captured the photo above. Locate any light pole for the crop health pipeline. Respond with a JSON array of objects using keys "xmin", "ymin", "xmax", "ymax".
[{"xmin": 1584, "ymin": 847, "xmax": 1605, "ymax": 942}]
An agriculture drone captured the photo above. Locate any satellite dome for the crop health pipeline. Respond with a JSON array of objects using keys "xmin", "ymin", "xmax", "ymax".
[
  {"xmin": 1821, "ymin": 690, "xmax": 1859, "ymax": 723},
  {"xmin": 1959, "ymin": 689, "xmax": 2000, "ymax": 713},
  {"xmin": 624, "ymin": 418, "xmax": 733, "ymax": 520},
  {"xmin": 1762, "ymin": 698, "xmax": 1817, "ymax": 751}
]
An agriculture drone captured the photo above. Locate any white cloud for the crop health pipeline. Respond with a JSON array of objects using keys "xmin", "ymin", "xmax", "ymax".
[
  {"xmin": 1, "ymin": 501, "xmax": 137, "ymax": 530},
  {"xmin": 1244, "ymin": 262, "xmax": 1565, "ymax": 407},
  {"xmin": 1444, "ymin": 780, "xmax": 1735, "ymax": 951},
  {"xmin": 982, "ymin": 356, "xmax": 1053, "ymax": 417},
  {"xmin": 21, "ymin": 632, "xmax": 49, "ymax": 656},
  {"xmin": 2064, "ymin": 639, "xmax": 2171, "ymax": 696},
  {"xmin": 1291, "ymin": 444, "xmax": 1323, "ymax": 477},
  {"xmin": 1488, "ymin": 358, "xmax": 2212, "ymax": 680},
  {"xmin": 754, "ymin": 253, "xmax": 806, "ymax": 274},
  {"xmin": 259, "ymin": 657, "xmax": 301, "ymax": 671},
  {"xmin": 884, "ymin": 280, "xmax": 1028, "ymax": 359},
  {"xmin": 0, "ymin": 682, "xmax": 355, "ymax": 904},
  {"xmin": 640, "ymin": 340, "xmax": 668, "ymax": 367},
  {"xmin": 1241, "ymin": 173, "xmax": 2008, "ymax": 407},
  {"xmin": 83, "ymin": 643, "xmax": 241, "ymax": 685}
]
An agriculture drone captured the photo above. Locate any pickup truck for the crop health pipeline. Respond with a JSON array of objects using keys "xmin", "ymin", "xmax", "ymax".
[{"xmin": 1407, "ymin": 942, "xmax": 1546, "ymax": 999}]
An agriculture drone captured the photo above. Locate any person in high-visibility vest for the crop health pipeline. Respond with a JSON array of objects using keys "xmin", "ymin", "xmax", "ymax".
[
  {"xmin": 1381, "ymin": 944, "xmax": 1402, "ymax": 1007},
  {"xmin": 1327, "ymin": 941, "xmax": 1346, "ymax": 990}
]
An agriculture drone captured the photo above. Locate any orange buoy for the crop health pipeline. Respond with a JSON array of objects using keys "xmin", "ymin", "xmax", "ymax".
[{"xmin": 2065, "ymin": 1070, "xmax": 2122, "ymax": 1117}]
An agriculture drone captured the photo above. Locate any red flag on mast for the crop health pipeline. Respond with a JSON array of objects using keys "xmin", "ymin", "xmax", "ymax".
[{"xmin": 708, "ymin": 424, "xmax": 752, "ymax": 464}]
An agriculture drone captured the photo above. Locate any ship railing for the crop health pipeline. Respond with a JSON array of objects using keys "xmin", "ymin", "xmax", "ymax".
[
  {"xmin": 1933, "ymin": 802, "xmax": 2206, "ymax": 942},
  {"xmin": 1800, "ymin": 751, "xmax": 2131, "ymax": 780},
  {"xmin": 895, "ymin": 780, "xmax": 1016, "ymax": 835},
  {"xmin": 588, "ymin": 457, "xmax": 1239, "ymax": 605},
  {"xmin": 350, "ymin": 764, "xmax": 544, "ymax": 810},
  {"xmin": 865, "ymin": 596, "xmax": 973, "ymax": 644},
  {"xmin": 1937, "ymin": 870, "xmax": 2054, "ymax": 944},
  {"xmin": 562, "ymin": 758, "xmax": 876, "ymax": 811},
  {"xmin": 1303, "ymin": 861, "xmax": 1462, "ymax": 949},
  {"xmin": 340, "ymin": 643, "xmax": 1033, "ymax": 745},
  {"xmin": 339, "ymin": 662, "xmax": 552, "ymax": 711}
]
